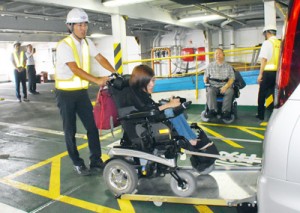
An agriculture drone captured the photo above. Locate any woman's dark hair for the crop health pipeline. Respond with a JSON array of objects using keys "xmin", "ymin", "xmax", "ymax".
[{"xmin": 129, "ymin": 64, "xmax": 154, "ymax": 92}]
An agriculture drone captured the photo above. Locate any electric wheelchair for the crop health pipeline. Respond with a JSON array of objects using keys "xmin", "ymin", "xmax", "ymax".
[
  {"xmin": 103, "ymin": 74, "xmax": 218, "ymax": 197},
  {"xmin": 200, "ymin": 70, "xmax": 245, "ymax": 124}
]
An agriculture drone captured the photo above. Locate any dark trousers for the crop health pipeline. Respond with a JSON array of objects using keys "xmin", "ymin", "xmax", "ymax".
[
  {"xmin": 257, "ymin": 71, "xmax": 277, "ymax": 119},
  {"xmin": 27, "ymin": 65, "xmax": 37, "ymax": 93},
  {"xmin": 55, "ymin": 89, "xmax": 101, "ymax": 166},
  {"xmin": 14, "ymin": 69, "xmax": 27, "ymax": 99}
]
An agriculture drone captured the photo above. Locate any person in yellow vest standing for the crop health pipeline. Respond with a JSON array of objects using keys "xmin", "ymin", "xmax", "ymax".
[
  {"xmin": 256, "ymin": 25, "xmax": 281, "ymax": 121},
  {"xmin": 11, "ymin": 41, "xmax": 29, "ymax": 102},
  {"xmin": 55, "ymin": 8, "xmax": 116, "ymax": 176}
]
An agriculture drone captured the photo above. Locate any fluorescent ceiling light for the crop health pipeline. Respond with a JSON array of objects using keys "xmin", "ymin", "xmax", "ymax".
[
  {"xmin": 179, "ymin": 14, "xmax": 225, "ymax": 23},
  {"xmin": 103, "ymin": 0, "xmax": 153, "ymax": 7},
  {"xmin": 90, "ymin": 33, "xmax": 107, "ymax": 38}
]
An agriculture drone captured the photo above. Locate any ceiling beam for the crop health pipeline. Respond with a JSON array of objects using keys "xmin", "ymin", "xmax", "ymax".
[{"xmin": 21, "ymin": 0, "xmax": 198, "ymax": 29}]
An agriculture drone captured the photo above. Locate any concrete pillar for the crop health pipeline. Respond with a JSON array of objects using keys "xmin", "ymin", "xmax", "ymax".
[
  {"xmin": 264, "ymin": 0, "xmax": 277, "ymax": 28},
  {"xmin": 111, "ymin": 14, "xmax": 128, "ymax": 74}
]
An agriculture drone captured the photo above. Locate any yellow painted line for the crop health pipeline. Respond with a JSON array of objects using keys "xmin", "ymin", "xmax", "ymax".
[
  {"xmin": 265, "ymin": 94, "xmax": 273, "ymax": 108},
  {"xmin": 198, "ymin": 124, "xmax": 244, "ymax": 148},
  {"xmin": 0, "ymin": 179, "xmax": 132, "ymax": 213},
  {"xmin": 237, "ymin": 127, "xmax": 264, "ymax": 140},
  {"xmin": 121, "ymin": 194, "xmax": 228, "ymax": 206},
  {"xmin": 196, "ymin": 122, "xmax": 266, "ymax": 131},
  {"xmin": 260, "ymin": 122, "xmax": 268, "ymax": 126},
  {"xmin": 195, "ymin": 205, "xmax": 214, "ymax": 213},
  {"xmin": 49, "ymin": 158, "xmax": 61, "ymax": 196},
  {"xmin": 0, "ymin": 127, "xmax": 132, "ymax": 213}
]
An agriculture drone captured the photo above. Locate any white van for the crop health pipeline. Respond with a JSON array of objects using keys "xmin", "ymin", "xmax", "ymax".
[{"xmin": 257, "ymin": 0, "xmax": 300, "ymax": 212}]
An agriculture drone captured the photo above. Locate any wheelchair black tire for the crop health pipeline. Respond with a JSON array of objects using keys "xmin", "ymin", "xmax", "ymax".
[
  {"xmin": 103, "ymin": 159, "xmax": 138, "ymax": 196},
  {"xmin": 200, "ymin": 110, "xmax": 210, "ymax": 122},
  {"xmin": 170, "ymin": 170, "xmax": 196, "ymax": 197}
]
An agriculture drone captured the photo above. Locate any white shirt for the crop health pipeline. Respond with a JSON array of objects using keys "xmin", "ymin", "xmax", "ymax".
[
  {"xmin": 25, "ymin": 51, "xmax": 35, "ymax": 65},
  {"xmin": 258, "ymin": 36, "xmax": 277, "ymax": 61},
  {"xmin": 55, "ymin": 34, "xmax": 99, "ymax": 79}
]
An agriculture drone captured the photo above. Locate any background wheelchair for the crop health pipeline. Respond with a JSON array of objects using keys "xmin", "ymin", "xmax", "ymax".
[
  {"xmin": 200, "ymin": 70, "xmax": 245, "ymax": 124},
  {"xmin": 200, "ymin": 84, "xmax": 239, "ymax": 124},
  {"xmin": 102, "ymin": 74, "xmax": 218, "ymax": 197}
]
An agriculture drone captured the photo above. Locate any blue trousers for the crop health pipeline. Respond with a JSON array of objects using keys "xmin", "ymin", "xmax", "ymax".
[{"xmin": 169, "ymin": 114, "xmax": 197, "ymax": 141}]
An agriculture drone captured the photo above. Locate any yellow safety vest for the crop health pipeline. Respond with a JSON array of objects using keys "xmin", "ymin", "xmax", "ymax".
[
  {"xmin": 13, "ymin": 51, "xmax": 24, "ymax": 68},
  {"xmin": 265, "ymin": 37, "xmax": 281, "ymax": 71},
  {"xmin": 55, "ymin": 36, "xmax": 90, "ymax": 91}
]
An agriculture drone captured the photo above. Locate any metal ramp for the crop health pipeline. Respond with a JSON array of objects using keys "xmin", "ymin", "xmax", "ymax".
[{"xmin": 120, "ymin": 166, "xmax": 259, "ymax": 207}]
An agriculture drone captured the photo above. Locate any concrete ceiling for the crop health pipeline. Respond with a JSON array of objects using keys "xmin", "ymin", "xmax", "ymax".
[{"xmin": 0, "ymin": 0, "xmax": 289, "ymax": 42}]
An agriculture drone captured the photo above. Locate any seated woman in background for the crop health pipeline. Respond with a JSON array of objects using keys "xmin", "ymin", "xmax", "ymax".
[{"xmin": 129, "ymin": 64, "xmax": 200, "ymax": 146}]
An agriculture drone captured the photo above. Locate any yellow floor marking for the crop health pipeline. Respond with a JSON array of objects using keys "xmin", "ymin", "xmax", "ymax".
[
  {"xmin": 0, "ymin": 130, "xmax": 135, "ymax": 213},
  {"xmin": 237, "ymin": 127, "xmax": 264, "ymax": 140},
  {"xmin": 49, "ymin": 158, "xmax": 61, "ymax": 197},
  {"xmin": 195, "ymin": 205, "xmax": 214, "ymax": 213},
  {"xmin": 0, "ymin": 178, "xmax": 132, "ymax": 213},
  {"xmin": 260, "ymin": 122, "xmax": 268, "ymax": 126},
  {"xmin": 198, "ymin": 124, "xmax": 244, "ymax": 148},
  {"xmin": 197, "ymin": 122, "xmax": 266, "ymax": 130}
]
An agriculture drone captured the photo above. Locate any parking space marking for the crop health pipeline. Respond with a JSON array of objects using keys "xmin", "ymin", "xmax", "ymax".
[
  {"xmin": 195, "ymin": 205, "xmax": 213, "ymax": 213},
  {"xmin": 236, "ymin": 127, "xmax": 264, "ymax": 139},
  {"xmin": 0, "ymin": 121, "xmax": 264, "ymax": 212},
  {"xmin": 198, "ymin": 124, "xmax": 244, "ymax": 148},
  {"xmin": 0, "ymin": 129, "xmax": 134, "ymax": 213}
]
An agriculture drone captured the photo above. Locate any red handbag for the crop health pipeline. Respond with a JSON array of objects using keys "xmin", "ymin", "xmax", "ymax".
[{"xmin": 93, "ymin": 87, "xmax": 120, "ymax": 131}]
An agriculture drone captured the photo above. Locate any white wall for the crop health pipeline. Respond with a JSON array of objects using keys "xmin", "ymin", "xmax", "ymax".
[{"xmin": 92, "ymin": 35, "xmax": 141, "ymax": 76}]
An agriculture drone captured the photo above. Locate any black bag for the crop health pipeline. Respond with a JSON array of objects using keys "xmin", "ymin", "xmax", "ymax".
[
  {"xmin": 234, "ymin": 69, "xmax": 246, "ymax": 89},
  {"xmin": 190, "ymin": 128, "xmax": 219, "ymax": 173}
]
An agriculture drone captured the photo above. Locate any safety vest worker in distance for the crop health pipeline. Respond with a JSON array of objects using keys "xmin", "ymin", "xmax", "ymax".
[
  {"xmin": 14, "ymin": 51, "xmax": 25, "ymax": 68},
  {"xmin": 264, "ymin": 37, "xmax": 281, "ymax": 71},
  {"xmin": 55, "ymin": 36, "xmax": 90, "ymax": 91}
]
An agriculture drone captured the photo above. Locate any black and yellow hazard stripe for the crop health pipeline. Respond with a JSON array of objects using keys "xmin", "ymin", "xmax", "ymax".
[
  {"xmin": 114, "ymin": 43, "xmax": 123, "ymax": 74},
  {"xmin": 265, "ymin": 94, "xmax": 273, "ymax": 109}
]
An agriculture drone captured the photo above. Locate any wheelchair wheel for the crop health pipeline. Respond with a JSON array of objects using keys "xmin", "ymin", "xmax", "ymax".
[
  {"xmin": 200, "ymin": 110, "xmax": 210, "ymax": 122},
  {"xmin": 170, "ymin": 171, "xmax": 196, "ymax": 197},
  {"xmin": 222, "ymin": 114, "xmax": 235, "ymax": 124},
  {"xmin": 103, "ymin": 159, "xmax": 138, "ymax": 196}
]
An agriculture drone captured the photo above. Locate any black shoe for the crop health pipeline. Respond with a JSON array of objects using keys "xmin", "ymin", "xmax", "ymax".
[
  {"xmin": 33, "ymin": 91, "xmax": 40, "ymax": 94},
  {"xmin": 205, "ymin": 110, "xmax": 216, "ymax": 118},
  {"xmin": 23, "ymin": 98, "xmax": 30, "ymax": 102},
  {"xmin": 90, "ymin": 160, "xmax": 105, "ymax": 174},
  {"xmin": 73, "ymin": 165, "xmax": 91, "ymax": 176},
  {"xmin": 222, "ymin": 111, "xmax": 231, "ymax": 119},
  {"xmin": 255, "ymin": 114, "xmax": 264, "ymax": 121}
]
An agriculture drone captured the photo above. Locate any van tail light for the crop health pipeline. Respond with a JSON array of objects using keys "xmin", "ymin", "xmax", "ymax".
[{"xmin": 275, "ymin": 0, "xmax": 300, "ymax": 108}]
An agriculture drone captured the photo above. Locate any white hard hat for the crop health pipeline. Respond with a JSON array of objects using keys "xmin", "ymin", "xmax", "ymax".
[
  {"xmin": 66, "ymin": 8, "xmax": 89, "ymax": 24},
  {"xmin": 263, "ymin": 25, "xmax": 277, "ymax": 33},
  {"xmin": 13, "ymin": 41, "xmax": 21, "ymax": 47}
]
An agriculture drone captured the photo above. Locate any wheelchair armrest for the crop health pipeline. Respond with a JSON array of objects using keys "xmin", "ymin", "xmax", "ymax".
[{"xmin": 119, "ymin": 109, "xmax": 161, "ymax": 120}]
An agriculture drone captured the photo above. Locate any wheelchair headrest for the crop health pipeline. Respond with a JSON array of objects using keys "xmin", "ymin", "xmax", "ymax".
[{"xmin": 108, "ymin": 74, "xmax": 130, "ymax": 90}]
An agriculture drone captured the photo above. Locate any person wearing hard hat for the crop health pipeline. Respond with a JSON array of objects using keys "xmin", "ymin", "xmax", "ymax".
[
  {"xmin": 11, "ymin": 41, "xmax": 29, "ymax": 102},
  {"xmin": 55, "ymin": 8, "xmax": 116, "ymax": 176},
  {"xmin": 256, "ymin": 25, "xmax": 281, "ymax": 121}
]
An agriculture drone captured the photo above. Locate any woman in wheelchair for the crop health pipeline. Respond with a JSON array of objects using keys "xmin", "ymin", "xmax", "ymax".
[{"xmin": 130, "ymin": 64, "xmax": 205, "ymax": 147}]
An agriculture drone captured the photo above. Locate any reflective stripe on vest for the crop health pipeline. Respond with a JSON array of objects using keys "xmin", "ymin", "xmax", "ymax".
[
  {"xmin": 13, "ymin": 51, "xmax": 24, "ymax": 68},
  {"xmin": 55, "ymin": 36, "xmax": 90, "ymax": 90},
  {"xmin": 265, "ymin": 37, "xmax": 281, "ymax": 71}
]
